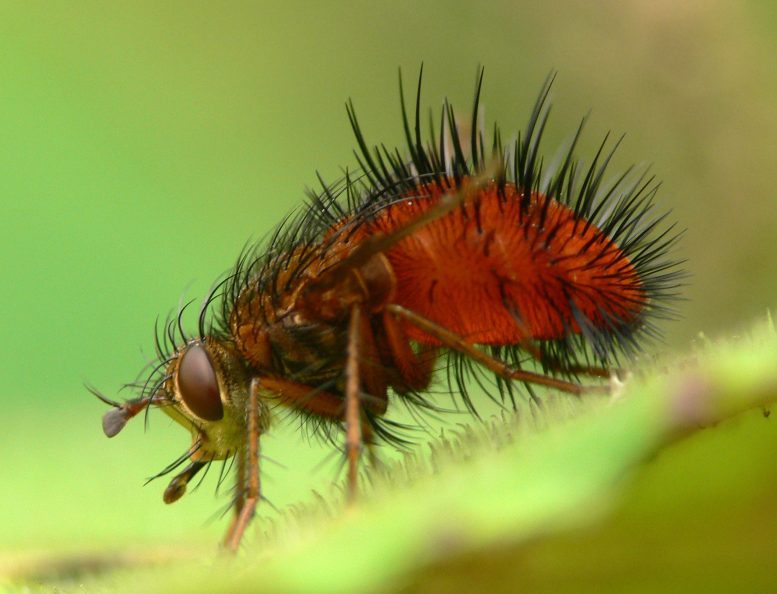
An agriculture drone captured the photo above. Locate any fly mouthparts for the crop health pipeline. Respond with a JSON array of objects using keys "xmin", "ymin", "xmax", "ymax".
[{"xmin": 163, "ymin": 460, "xmax": 207, "ymax": 504}]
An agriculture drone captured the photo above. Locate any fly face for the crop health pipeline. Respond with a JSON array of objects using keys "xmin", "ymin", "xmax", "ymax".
[
  {"xmin": 93, "ymin": 335, "xmax": 269, "ymax": 505},
  {"xmin": 160, "ymin": 337, "xmax": 263, "ymax": 463}
]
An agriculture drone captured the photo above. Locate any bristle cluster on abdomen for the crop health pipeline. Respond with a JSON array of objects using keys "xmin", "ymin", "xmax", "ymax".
[{"xmin": 367, "ymin": 181, "xmax": 645, "ymax": 345}]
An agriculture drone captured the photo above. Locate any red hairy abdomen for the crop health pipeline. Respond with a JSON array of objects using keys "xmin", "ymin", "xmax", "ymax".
[{"xmin": 366, "ymin": 182, "xmax": 646, "ymax": 345}]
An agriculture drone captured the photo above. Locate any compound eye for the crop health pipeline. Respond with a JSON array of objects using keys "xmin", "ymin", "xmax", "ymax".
[{"xmin": 177, "ymin": 344, "xmax": 223, "ymax": 421}]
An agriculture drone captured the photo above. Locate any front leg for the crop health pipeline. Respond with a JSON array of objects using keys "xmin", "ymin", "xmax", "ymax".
[
  {"xmin": 221, "ymin": 448, "xmax": 246, "ymax": 549},
  {"xmin": 224, "ymin": 377, "xmax": 261, "ymax": 552}
]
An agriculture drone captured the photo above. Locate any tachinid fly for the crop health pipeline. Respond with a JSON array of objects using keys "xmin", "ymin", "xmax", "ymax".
[{"xmin": 91, "ymin": 68, "xmax": 684, "ymax": 550}]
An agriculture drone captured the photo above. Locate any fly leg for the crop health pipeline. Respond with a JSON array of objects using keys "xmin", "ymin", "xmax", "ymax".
[
  {"xmin": 386, "ymin": 304, "xmax": 599, "ymax": 395},
  {"xmin": 222, "ymin": 449, "xmax": 246, "ymax": 549},
  {"xmin": 256, "ymin": 362, "xmax": 384, "ymax": 501},
  {"xmin": 517, "ymin": 339, "xmax": 617, "ymax": 379},
  {"xmin": 345, "ymin": 304, "xmax": 364, "ymax": 504},
  {"xmin": 224, "ymin": 378, "xmax": 261, "ymax": 552},
  {"xmin": 381, "ymin": 311, "xmax": 438, "ymax": 392},
  {"xmin": 483, "ymin": 313, "xmax": 616, "ymax": 381}
]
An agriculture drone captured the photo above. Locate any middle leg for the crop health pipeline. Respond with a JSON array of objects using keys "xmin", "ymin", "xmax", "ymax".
[{"xmin": 344, "ymin": 304, "xmax": 364, "ymax": 504}]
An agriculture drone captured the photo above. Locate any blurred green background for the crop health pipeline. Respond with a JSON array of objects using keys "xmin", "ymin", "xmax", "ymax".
[{"xmin": 2, "ymin": 0, "xmax": 776, "ymax": 563}]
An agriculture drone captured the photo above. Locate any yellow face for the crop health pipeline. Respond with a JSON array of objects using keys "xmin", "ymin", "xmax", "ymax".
[{"xmin": 161, "ymin": 337, "xmax": 267, "ymax": 462}]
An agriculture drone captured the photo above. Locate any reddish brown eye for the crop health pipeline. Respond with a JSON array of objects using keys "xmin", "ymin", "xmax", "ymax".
[{"xmin": 178, "ymin": 344, "xmax": 223, "ymax": 421}]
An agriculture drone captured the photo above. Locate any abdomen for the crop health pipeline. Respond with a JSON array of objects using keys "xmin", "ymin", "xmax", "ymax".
[{"xmin": 367, "ymin": 181, "xmax": 646, "ymax": 345}]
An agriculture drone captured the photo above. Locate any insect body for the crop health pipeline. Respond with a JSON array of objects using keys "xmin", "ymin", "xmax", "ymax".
[{"xmin": 93, "ymin": 70, "xmax": 683, "ymax": 550}]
